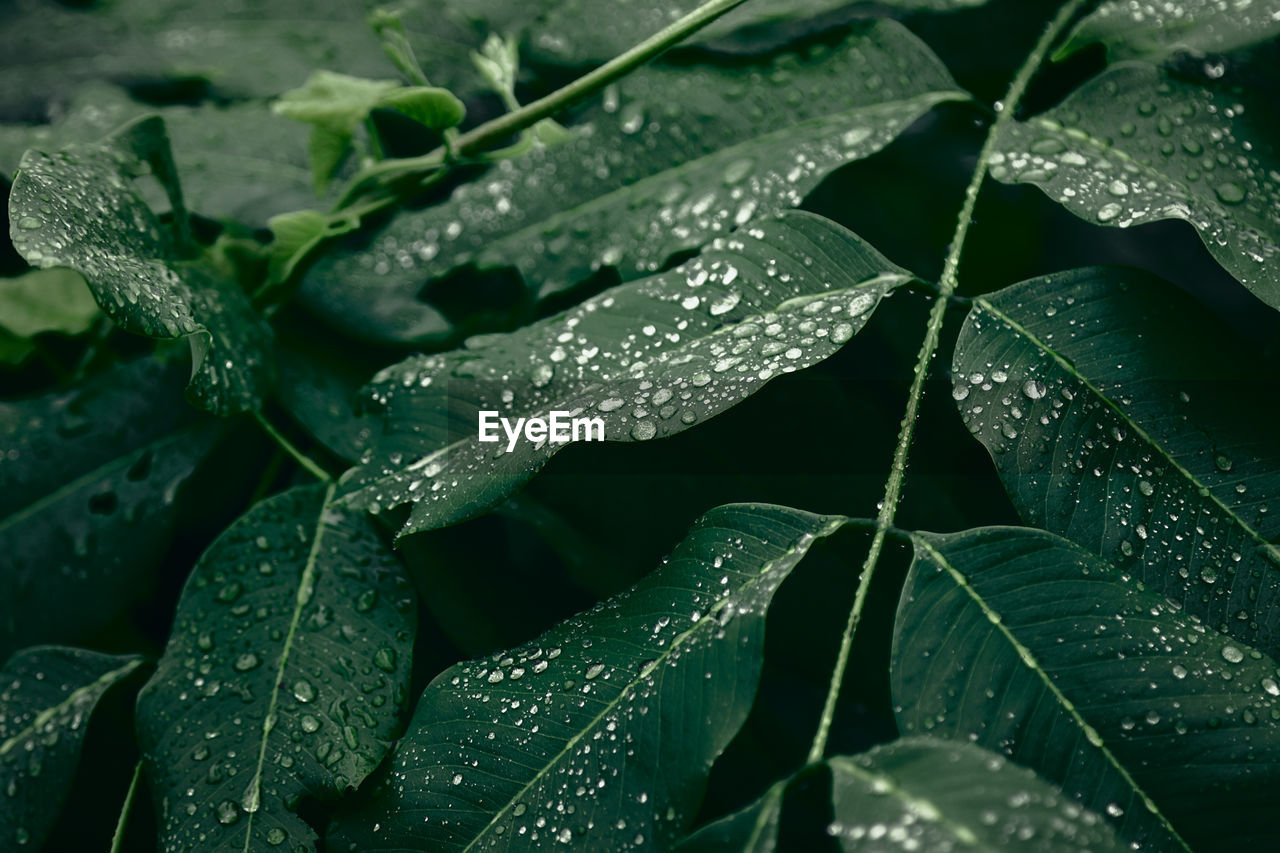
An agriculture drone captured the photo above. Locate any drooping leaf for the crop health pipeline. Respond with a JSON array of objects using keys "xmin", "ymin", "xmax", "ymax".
[
  {"xmin": 0, "ymin": 268, "xmax": 99, "ymax": 361},
  {"xmin": 894, "ymin": 526, "xmax": 1280, "ymax": 851},
  {"xmin": 1057, "ymin": 0, "xmax": 1280, "ymax": 62},
  {"xmin": 377, "ymin": 86, "xmax": 467, "ymax": 130},
  {"xmin": 340, "ymin": 212, "xmax": 909, "ymax": 537},
  {"xmin": 134, "ymin": 483, "xmax": 416, "ymax": 853},
  {"xmin": 951, "ymin": 267, "xmax": 1280, "ymax": 657},
  {"xmin": 0, "ymin": 646, "xmax": 143, "ymax": 851},
  {"xmin": 827, "ymin": 738, "xmax": 1127, "ymax": 852},
  {"xmin": 8, "ymin": 116, "xmax": 274, "ymax": 414},
  {"xmin": 0, "ymin": 83, "xmax": 318, "ymax": 226},
  {"xmin": 0, "ymin": 0, "xmax": 482, "ymax": 116},
  {"xmin": 675, "ymin": 778, "xmax": 786, "ymax": 853},
  {"xmin": 299, "ymin": 20, "xmax": 964, "ymax": 344},
  {"xmin": 328, "ymin": 503, "xmax": 843, "ymax": 852},
  {"xmin": 450, "ymin": 0, "xmax": 991, "ymax": 66},
  {"xmin": 989, "ymin": 64, "xmax": 1280, "ymax": 309},
  {"xmin": 0, "ymin": 358, "xmax": 217, "ymax": 662}
]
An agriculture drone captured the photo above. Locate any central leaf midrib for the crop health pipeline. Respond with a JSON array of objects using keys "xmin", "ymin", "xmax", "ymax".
[
  {"xmin": 457, "ymin": 518, "xmax": 842, "ymax": 850},
  {"xmin": 977, "ymin": 297, "xmax": 1280, "ymax": 571},
  {"xmin": 239, "ymin": 481, "xmax": 337, "ymax": 852},
  {"xmin": 910, "ymin": 533, "xmax": 1190, "ymax": 851}
]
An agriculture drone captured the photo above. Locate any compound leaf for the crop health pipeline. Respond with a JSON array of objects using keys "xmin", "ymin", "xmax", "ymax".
[
  {"xmin": 135, "ymin": 484, "xmax": 416, "ymax": 853},
  {"xmin": 340, "ymin": 212, "xmax": 908, "ymax": 537},
  {"xmin": 827, "ymin": 738, "xmax": 1127, "ymax": 852},
  {"xmin": 327, "ymin": 503, "xmax": 842, "ymax": 851},
  {"xmin": 1057, "ymin": 0, "xmax": 1280, "ymax": 61},
  {"xmin": 989, "ymin": 64, "xmax": 1280, "ymax": 309},
  {"xmin": 299, "ymin": 20, "xmax": 963, "ymax": 344},
  {"xmin": 8, "ymin": 116, "xmax": 274, "ymax": 415},
  {"xmin": 952, "ymin": 267, "xmax": 1280, "ymax": 658},
  {"xmin": 894, "ymin": 526, "xmax": 1280, "ymax": 851},
  {"xmin": 0, "ymin": 358, "xmax": 217, "ymax": 662},
  {"xmin": 1, "ymin": 646, "xmax": 142, "ymax": 851}
]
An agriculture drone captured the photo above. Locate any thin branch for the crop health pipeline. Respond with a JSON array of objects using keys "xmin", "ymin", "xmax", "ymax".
[
  {"xmin": 252, "ymin": 412, "xmax": 332, "ymax": 484},
  {"xmin": 110, "ymin": 761, "xmax": 143, "ymax": 853},
  {"xmin": 807, "ymin": 0, "xmax": 1093, "ymax": 765}
]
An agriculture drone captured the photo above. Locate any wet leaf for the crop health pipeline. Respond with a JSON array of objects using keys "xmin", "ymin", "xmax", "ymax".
[
  {"xmin": 7, "ymin": 116, "xmax": 274, "ymax": 415},
  {"xmin": 894, "ymin": 526, "xmax": 1280, "ymax": 851},
  {"xmin": 0, "ymin": 83, "xmax": 317, "ymax": 227},
  {"xmin": 951, "ymin": 267, "xmax": 1280, "ymax": 658},
  {"xmin": 0, "ymin": 646, "xmax": 142, "ymax": 851},
  {"xmin": 134, "ymin": 483, "xmax": 416, "ymax": 853},
  {"xmin": 827, "ymin": 738, "xmax": 1127, "ymax": 852},
  {"xmin": 299, "ymin": 20, "xmax": 963, "ymax": 344},
  {"xmin": 1057, "ymin": 0, "xmax": 1280, "ymax": 61},
  {"xmin": 340, "ymin": 212, "xmax": 908, "ymax": 537},
  {"xmin": 327, "ymin": 503, "xmax": 842, "ymax": 851},
  {"xmin": 0, "ymin": 359, "xmax": 217, "ymax": 661},
  {"xmin": 989, "ymin": 64, "xmax": 1280, "ymax": 309}
]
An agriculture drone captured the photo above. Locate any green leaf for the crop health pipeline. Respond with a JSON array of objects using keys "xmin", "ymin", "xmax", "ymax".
[
  {"xmin": 893, "ymin": 526, "xmax": 1280, "ymax": 851},
  {"xmin": 340, "ymin": 212, "xmax": 908, "ymax": 537},
  {"xmin": 0, "ymin": 83, "xmax": 320, "ymax": 227},
  {"xmin": 989, "ymin": 64, "xmax": 1280, "ymax": 309},
  {"xmin": 0, "ymin": 268, "xmax": 99, "ymax": 340},
  {"xmin": 0, "ymin": 358, "xmax": 218, "ymax": 662},
  {"xmin": 299, "ymin": 20, "xmax": 964, "ymax": 344},
  {"xmin": 827, "ymin": 738, "xmax": 1127, "ymax": 852},
  {"xmin": 327, "ymin": 502, "xmax": 843, "ymax": 851},
  {"xmin": 134, "ymin": 483, "xmax": 417, "ymax": 853},
  {"xmin": 675, "ymin": 778, "xmax": 786, "ymax": 853},
  {"xmin": 378, "ymin": 86, "xmax": 466, "ymax": 130},
  {"xmin": 1057, "ymin": 0, "xmax": 1280, "ymax": 61},
  {"xmin": 451, "ymin": 0, "xmax": 991, "ymax": 66},
  {"xmin": 1, "ymin": 646, "xmax": 143, "ymax": 851},
  {"xmin": 8, "ymin": 116, "xmax": 274, "ymax": 415},
  {"xmin": 951, "ymin": 267, "xmax": 1280, "ymax": 657},
  {"xmin": 273, "ymin": 70, "xmax": 400, "ymax": 137}
]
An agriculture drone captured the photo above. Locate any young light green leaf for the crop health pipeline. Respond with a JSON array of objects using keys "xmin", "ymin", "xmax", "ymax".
[
  {"xmin": 675, "ymin": 778, "xmax": 786, "ymax": 853},
  {"xmin": 299, "ymin": 20, "xmax": 964, "ymax": 344},
  {"xmin": 894, "ymin": 526, "xmax": 1280, "ymax": 851},
  {"xmin": 340, "ymin": 212, "xmax": 909, "ymax": 537},
  {"xmin": 327, "ymin": 503, "xmax": 843, "ymax": 851},
  {"xmin": 378, "ymin": 86, "xmax": 466, "ymax": 130},
  {"xmin": 135, "ymin": 484, "xmax": 416, "ymax": 853},
  {"xmin": 8, "ymin": 116, "xmax": 274, "ymax": 415},
  {"xmin": 273, "ymin": 71, "xmax": 400, "ymax": 137},
  {"xmin": 0, "ymin": 358, "xmax": 217, "ymax": 662},
  {"xmin": 1056, "ymin": 0, "xmax": 1280, "ymax": 61},
  {"xmin": 0, "ymin": 268, "xmax": 99, "ymax": 341},
  {"xmin": 952, "ymin": 267, "xmax": 1280, "ymax": 658},
  {"xmin": 1, "ymin": 646, "xmax": 143, "ymax": 851},
  {"xmin": 989, "ymin": 64, "xmax": 1280, "ymax": 309},
  {"xmin": 827, "ymin": 738, "xmax": 1127, "ymax": 852}
]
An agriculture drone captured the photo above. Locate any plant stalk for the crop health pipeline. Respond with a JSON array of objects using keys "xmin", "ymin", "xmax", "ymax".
[
  {"xmin": 806, "ymin": 0, "xmax": 1092, "ymax": 765},
  {"xmin": 110, "ymin": 761, "xmax": 143, "ymax": 853},
  {"xmin": 252, "ymin": 412, "xmax": 332, "ymax": 484}
]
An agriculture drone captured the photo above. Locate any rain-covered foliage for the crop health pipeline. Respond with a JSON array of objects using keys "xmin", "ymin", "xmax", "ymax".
[{"xmin": 2, "ymin": 0, "xmax": 1279, "ymax": 850}]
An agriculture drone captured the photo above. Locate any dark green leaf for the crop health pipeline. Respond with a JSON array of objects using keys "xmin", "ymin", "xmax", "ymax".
[
  {"xmin": 8, "ymin": 116, "xmax": 274, "ymax": 414},
  {"xmin": 951, "ymin": 267, "xmax": 1280, "ymax": 657},
  {"xmin": 1057, "ymin": 0, "xmax": 1280, "ymax": 61},
  {"xmin": 0, "ymin": 268, "xmax": 99, "ymax": 340},
  {"xmin": 300, "ymin": 20, "xmax": 963, "ymax": 344},
  {"xmin": 135, "ymin": 484, "xmax": 416, "ymax": 853},
  {"xmin": 676, "ymin": 779, "xmax": 786, "ymax": 853},
  {"xmin": 340, "ymin": 212, "xmax": 908, "ymax": 537},
  {"xmin": 0, "ymin": 83, "xmax": 318, "ymax": 227},
  {"xmin": 989, "ymin": 64, "xmax": 1280, "ymax": 309},
  {"xmin": 827, "ymin": 738, "xmax": 1127, "ymax": 852},
  {"xmin": 1, "ymin": 646, "xmax": 142, "ymax": 851},
  {"xmin": 894, "ymin": 526, "xmax": 1280, "ymax": 851},
  {"xmin": 0, "ymin": 358, "xmax": 217, "ymax": 661},
  {"xmin": 328, "ymin": 503, "xmax": 842, "ymax": 851}
]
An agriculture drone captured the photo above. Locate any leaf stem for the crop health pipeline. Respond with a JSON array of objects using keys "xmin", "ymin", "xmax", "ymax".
[
  {"xmin": 806, "ymin": 0, "xmax": 1092, "ymax": 765},
  {"xmin": 252, "ymin": 412, "xmax": 332, "ymax": 483},
  {"xmin": 110, "ymin": 761, "xmax": 143, "ymax": 853},
  {"xmin": 335, "ymin": 0, "xmax": 751, "ymax": 205}
]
